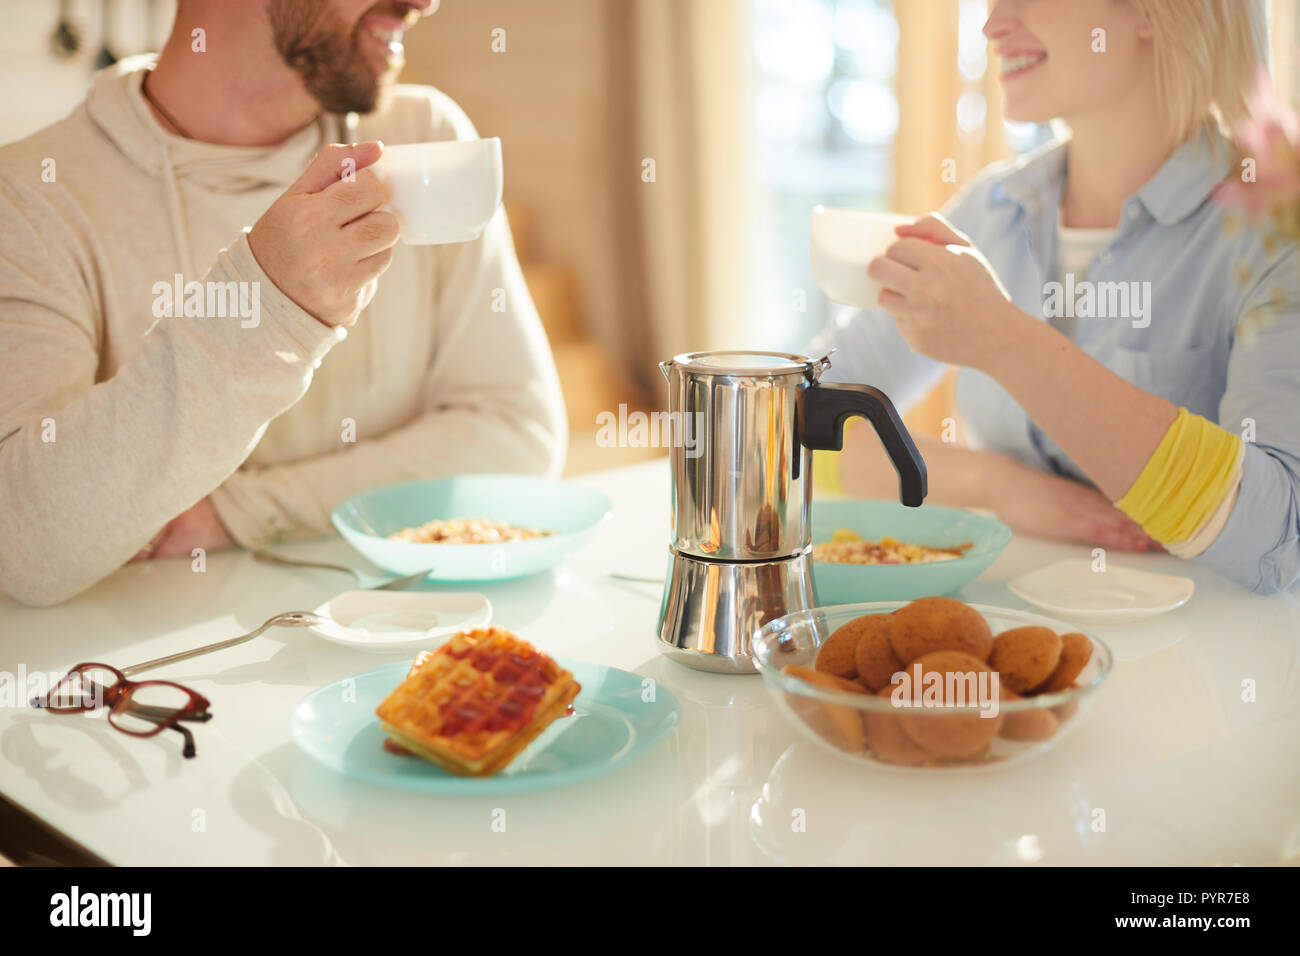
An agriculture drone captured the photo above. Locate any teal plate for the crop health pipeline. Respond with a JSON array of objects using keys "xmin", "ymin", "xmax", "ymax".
[
  {"xmin": 331, "ymin": 475, "xmax": 612, "ymax": 581},
  {"xmin": 811, "ymin": 499, "xmax": 1012, "ymax": 605},
  {"xmin": 290, "ymin": 660, "xmax": 680, "ymax": 793}
]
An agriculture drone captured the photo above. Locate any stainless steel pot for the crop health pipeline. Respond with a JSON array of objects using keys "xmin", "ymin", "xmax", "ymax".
[{"xmin": 656, "ymin": 348, "xmax": 926, "ymax": 672}]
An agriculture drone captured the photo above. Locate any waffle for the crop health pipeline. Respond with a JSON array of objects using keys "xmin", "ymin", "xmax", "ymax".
[{"xmin": 375, "ymin": 627, "xmax": 580, "ymax": 777}]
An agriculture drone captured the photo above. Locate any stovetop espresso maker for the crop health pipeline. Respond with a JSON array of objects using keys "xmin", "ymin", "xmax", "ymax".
[{"xmin": 657, "ymin": 349, "xmax": 927, "ymax": 673}]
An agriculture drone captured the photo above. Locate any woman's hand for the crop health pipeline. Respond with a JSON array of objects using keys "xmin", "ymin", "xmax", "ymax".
[
  {"xmin": 837, "ymin": 430, "xmax": 1157, "ymax": 552},
  {"xmin": 867, "ymin": 214, "xmax": 1033, "ymax": 372},
  {"xmin": 130, "ymin": 498, "xmax": 235, "ymax": 562},
  {"xmin": 988, "ymin": 455, "xmax": 1160, "ymax": 553}
]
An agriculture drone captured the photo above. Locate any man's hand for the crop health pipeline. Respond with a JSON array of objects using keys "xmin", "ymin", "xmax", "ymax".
[
  {"xmin": 130, "ymin": 498, "xmax": 234, "ymax": 563},
  {"xmin": 248, "ymin": 141, "xmax": 400, "ymax": 327}
]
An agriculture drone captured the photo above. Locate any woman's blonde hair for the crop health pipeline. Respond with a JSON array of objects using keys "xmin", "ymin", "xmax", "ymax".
[{"xmin": 1133, "ymin": 0, "xmax": 1270, "ymax": 144}]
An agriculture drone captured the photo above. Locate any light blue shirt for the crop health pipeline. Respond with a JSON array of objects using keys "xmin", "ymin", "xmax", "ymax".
[{"xmin": 817, "ymin": 133, "xmax": 1300, "ymax": 594}]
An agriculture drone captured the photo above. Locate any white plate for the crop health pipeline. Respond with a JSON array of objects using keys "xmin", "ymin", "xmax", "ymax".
[
  {"xmin": 308, "ymin": 589, "xmax": 492, "ymax": 651},
  {"xmin": 1007, "ymin": 558, "xmax": 1193, "ymax": 624}
]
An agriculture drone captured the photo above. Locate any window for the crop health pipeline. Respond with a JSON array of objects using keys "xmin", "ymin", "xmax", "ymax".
[
  {"xmin": 746, "ymin": 0, "xmax": 1050, "ymax": 354},
  {"xmin": 749, "ymin": 0, "xmax": 898, "ymax": 352}
]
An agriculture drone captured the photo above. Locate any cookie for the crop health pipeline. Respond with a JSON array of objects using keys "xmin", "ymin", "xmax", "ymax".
[
  {"xmin": 1032, "ymin": 632, "xmax": 1092, "ymax": 693},
  {"xmin": 864, "ymin": 686, "xmax": 930, "ymax": 766},
  {"xmin": 1052, "ymin": 694, "xmax": 1080, "ymax": 723},
  {"xmin": 888, "ymin": 597, "xmax": 994, "ymax": 664},
  {"xmin": 895, "ymin": 650, "xmax": 1002, "ymax": 758},
  {"xmin": 784, "ymin": 664, "xmax": 869, "ymax": 696},
  {"xmin": 782, "ymin": 665, "xmax": 869, "ymax": 752},
  {"xmin": 815, "ymin": 616, "xmax": 873, "ymax": 679},
  {"xmin": 850, "ymin": 614, "xmax": 903, "ymax": 690},
  {"xmin": 997, "ymin": 689, "xmax": 1060, "ymax": 742},
  {"xmin": 990, "ymin": 626, "xmax": 1063, "ymax": 694},
  {"xmin": 908, "ymin": 649, "xmax": 993, "ymax": 678}
]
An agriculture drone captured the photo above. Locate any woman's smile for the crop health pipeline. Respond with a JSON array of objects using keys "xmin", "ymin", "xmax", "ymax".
[{"xmin": 1000, "ymin": 50, "xmax": 1047, "ymax": 80}]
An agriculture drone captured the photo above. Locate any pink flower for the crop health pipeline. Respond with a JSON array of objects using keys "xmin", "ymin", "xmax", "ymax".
[{"xmin": 1216, "ymin": 68, "xmax": 1300, "ymax": 222}]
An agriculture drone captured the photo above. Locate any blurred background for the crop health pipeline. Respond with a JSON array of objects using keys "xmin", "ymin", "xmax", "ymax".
[{"xmin": 5, "ymin": 0, "xmax": 1300, "ymax": 474}]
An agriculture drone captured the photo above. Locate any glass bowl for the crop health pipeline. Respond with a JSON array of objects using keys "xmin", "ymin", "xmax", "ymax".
[{"xmin": 752, "ymin": 601, "xmax": 1113, "ymax": 772}]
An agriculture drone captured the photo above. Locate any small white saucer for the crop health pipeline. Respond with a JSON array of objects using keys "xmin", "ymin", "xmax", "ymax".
[
  {"xmin": 1007, "ymin": 558, "xmax": 1193, "ymax": 625},
  {"xmin": 308, "ymin": 589, "xmax": 492, "ymax": 651}
]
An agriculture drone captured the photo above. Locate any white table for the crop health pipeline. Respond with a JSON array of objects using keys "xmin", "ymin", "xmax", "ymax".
[{"xmin": 1, "ymin": 460, "xmax": 1297, "ymax": 865}]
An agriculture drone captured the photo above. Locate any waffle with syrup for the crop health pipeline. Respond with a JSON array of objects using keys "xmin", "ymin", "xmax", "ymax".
[{"xmin": 376, "ymin": 627, "xmax": 580, "ymax": 777}]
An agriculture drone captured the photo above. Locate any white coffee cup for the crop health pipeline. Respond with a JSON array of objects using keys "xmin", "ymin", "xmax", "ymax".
[
  {"xmin": 810, "ymin": 206, "xmax": 915, "ymax": 308},
  {"xmin": 371, "ymin": 138, "xmax": 503, "ymax": 245}
]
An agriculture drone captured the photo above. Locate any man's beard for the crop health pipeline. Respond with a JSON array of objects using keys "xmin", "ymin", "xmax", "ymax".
[{"xmin": 267, "ymin": 0, "xmax": 400, "ymax": 114}]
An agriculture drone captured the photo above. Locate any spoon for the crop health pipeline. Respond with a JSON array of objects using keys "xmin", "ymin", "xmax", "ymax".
[
  {"xmin": 121, "ymin": 611, "xmax": 327, "ymax": 677},
  {"xmin": 607, "ymin": 572, "xmax": 663, "ymax": 584},
  {"xmin": 252, "ymin": 550, "xmax": 434, "ymax": 590}
]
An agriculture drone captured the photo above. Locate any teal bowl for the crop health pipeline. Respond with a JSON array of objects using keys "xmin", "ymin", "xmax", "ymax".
[
  {"xmin": 332, "ymin": 475, "xmax": 611, "ymax": 581},
  {"xmin": 810, "ymin": 499, "xmax": 1011, "ymax": 604}
]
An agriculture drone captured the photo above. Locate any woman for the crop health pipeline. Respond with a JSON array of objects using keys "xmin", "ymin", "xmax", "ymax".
[{"xmin": 818, "ymin": 0, "xmax": 1299, "ymax": 594}]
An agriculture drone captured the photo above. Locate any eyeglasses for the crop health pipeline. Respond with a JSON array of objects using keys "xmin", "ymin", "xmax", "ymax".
[
  {"xmin": 27, "ymin": 611, "xmax": 328, "ymax": 761},
  {"xmin": 30, "ymin": 663, "xmax": 213, "ymax": 759}
]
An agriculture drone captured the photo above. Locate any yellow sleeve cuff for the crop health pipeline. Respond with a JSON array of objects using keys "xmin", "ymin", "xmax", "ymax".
[
  {"xmin": 1115, "ymin": 407, "xmax": 1243, "ymax": 545},
  {"xmin": 813, "ymin": 419, "xmax": 860, "ymax": 498},
  {"xmin": 813, "ymin": 448, "xmax": 844, "ymax": 496}
]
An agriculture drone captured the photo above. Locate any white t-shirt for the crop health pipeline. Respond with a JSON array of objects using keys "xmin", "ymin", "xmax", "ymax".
[{"xmin": 1052, "ymin": 218, "xmax": 1116, "ymax": 340}]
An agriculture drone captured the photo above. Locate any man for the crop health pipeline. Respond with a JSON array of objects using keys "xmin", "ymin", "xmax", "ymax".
[{"xmin": 0, "ymin": 0, "xmax": 567, "ymax": 605}]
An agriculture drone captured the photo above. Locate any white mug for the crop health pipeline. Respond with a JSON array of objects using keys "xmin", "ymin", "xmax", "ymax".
[
  {"xmin": 371, "ymin": 138, "xmax": 503, "ymax": 245},
  {"xmin": 810, "ymin": 206, "xmax": 915, "ymax": 308}
]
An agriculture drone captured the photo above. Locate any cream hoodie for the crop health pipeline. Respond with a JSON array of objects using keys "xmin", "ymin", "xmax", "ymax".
[{"xmin": 0, "ymin": 56, "xmax": 567, "ymax": 606}]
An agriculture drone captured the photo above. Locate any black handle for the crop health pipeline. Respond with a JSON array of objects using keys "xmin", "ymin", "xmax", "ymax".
[{"xmin": 799, "ymin": 382, "xmax": 927, "ymax": 507}]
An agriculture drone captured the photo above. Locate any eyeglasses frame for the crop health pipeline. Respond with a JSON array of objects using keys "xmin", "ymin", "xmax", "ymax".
[{"xmin": 31, "ymin": 662, "xmax": 213, "ymax": 759}]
